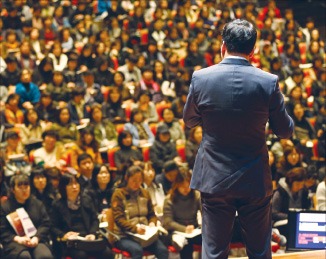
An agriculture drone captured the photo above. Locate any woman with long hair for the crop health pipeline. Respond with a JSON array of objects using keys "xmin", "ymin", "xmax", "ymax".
[
  {"xmin": 34, "ymin": 56, "xmax": 54, "ymax": 87},
  {"xmin": 111, "ymin": 165, "xmax": 169, "ymax": 259},
  {"xmin": 114, "ymin": 130, "xmax": 143, "ymax": 172},
  {"xmin": 163, "ymin": 171, "xmax": 202, "ymax": 258},
  {"xmin": 90, "ymin": 103, "xmax": 117, "ymax": 147},
  {"xmin": 158, "ymin": 108, "xmax": 185, "ymax": 144},
  {"xmin": 20, "ymin": 108, "xmax": 46, "ymax": 146},
  {"xmin": 71, "ymin": 126, "xmax": 102, "ymax": 168},
  {"xmin": 124, "ymin": 108, "xmax": 155, "ymax": 148},
  {"xmin": 142, "ymin": 162, "xmax": 166, "ymax": 218},
  {"xmin": 30, "ymin": 167, "xmax": 59, "ymax": 214},
  {"xmin": 4, "ymin": 93, "xmax": 24, "ymax": 126},
  {"xmin": 48, "ymin": 41, "xmax": 68, "ymax": 72},
  {"xmin": 276, "ymin": 146, "xmax": 306, "ymax": 181},
  {"xmin": 50, "ymin": 107, "xmax": 79, "ymax": 145},
  {"xmin": 91, "ymin": 164, "xmax": 114, "ymax": 215},
  {"xmin": 102, "ymin": 87, "xmax": 126, "ymax": 123}
]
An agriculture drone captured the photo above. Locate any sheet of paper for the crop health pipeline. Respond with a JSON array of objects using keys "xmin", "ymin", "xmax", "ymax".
[{"xmin": 174, "ymin": 228, "xmax": 202, "ymax": 238}]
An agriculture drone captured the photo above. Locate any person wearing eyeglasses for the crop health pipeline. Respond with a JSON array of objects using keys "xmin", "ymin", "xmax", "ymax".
[{"xmin": 0, "ymin": 174, "xmax": 54, "ymax": 259}]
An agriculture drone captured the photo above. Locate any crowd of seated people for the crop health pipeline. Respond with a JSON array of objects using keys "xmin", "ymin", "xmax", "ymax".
[{"xmin": 0, "ymin": 0, "xmax": 325, "ymax": 258}]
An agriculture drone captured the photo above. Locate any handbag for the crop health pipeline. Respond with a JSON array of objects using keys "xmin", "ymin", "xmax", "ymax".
[{"xmin": 66, "ymin": 238, "xmax": 107, "ymax": 252}]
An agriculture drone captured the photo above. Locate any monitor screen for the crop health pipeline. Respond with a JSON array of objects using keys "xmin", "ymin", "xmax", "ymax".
[{"xmin": 288, "ymin": 210, "xmax": 326, "ymax": 250}]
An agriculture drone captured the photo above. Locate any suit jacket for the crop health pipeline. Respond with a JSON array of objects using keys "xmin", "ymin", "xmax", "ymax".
[{"xmin": 183, "ymin": 57, "xmax": 293, "ymax": 197}]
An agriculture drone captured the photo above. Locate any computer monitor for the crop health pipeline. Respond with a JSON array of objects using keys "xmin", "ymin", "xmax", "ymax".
[{"xmin": 287, "ymin": 210, "xmax": 326, "ymax": 251}]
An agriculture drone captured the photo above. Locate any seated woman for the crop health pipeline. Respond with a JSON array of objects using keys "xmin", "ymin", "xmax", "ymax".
[
  {"xmin": 111, "ymin": 165, "xmax": 169, "ymax": 259},
  {"xmin": 70, "ymin": 126, "xmax": 102, "ymax": 169},
  {"xmin": 292, "ymin": 103, "xmax": 317, "ymax": 162},
  {"xmin": 0, "ymin": 174, "xmax": 54, "ymax": 259},
  {"xmin": 91, "ymin": 164, "xmax": 114, "ymax": 222},
  {"xmin": 150, "ymin": 125, "xmax": 181, "ymax": 174},
  {"xmin": 4, "ymin": 93, "xmax": 24, "ymax": 128},
  {"xmin": 67, "ymin": 87, "xmax": 91, "ymax": 125},
  {"xmin": 20, "ymin": 108, "xmax": 46, "ymax": 146},
  {"xmin": 276, "ymin": 146, "xmax": 306, "ymax": 182},
  {"xmin": 50, "ymin": 107, "xmax": 79, "ymax": 145},
  {"xmin": 50, "ymin": 172, "xmax": 114, "ymax": 259},
  {"xmin": 34, "ymin": 91, "xmax": 57, "ymax": 123},
  {"xmin": 272, "ymin": 167, "xmax": 311, "ymax": 235},
  {"xmin": 158, "ymin": 108, "xmax": 185, "ymax": 144},
  {"xmin": 163, "ymin": 171, "xmax": 202, "ymax": 259},
  {"xmin": 141, "ymin": 162, "xmax": 166, "ymax": 218},
  {"xmin": 111, "ymin": 71, "xmax": 133, "ymax": 102},
  {"xmin": 101, "ymin": 87, "xmax": 126, "ymax": 124},
  {"xmin": 46, "ymin": 70, "xmax": 71, "ymax": 104},
  {"xmin": 124, "ymin": 108, "xmax": 155, "ymax": 148},
  {"xmin": 132, "ymin": 90, "xmax": 159, "ymax": 124},
  {"xmin": 114, "ymin": 130, "xmax": 143, "ymax": 172},
  {"xmin": 30, "ymin": 167, "xmax": 60, "ymax": 214},
  {"xmin": 90, "ymin": 104, "xmax": 117, "ymax": 148},
  {"xmin": 2, "ymin": 131, "xmax": 27, "ymax": 163}
]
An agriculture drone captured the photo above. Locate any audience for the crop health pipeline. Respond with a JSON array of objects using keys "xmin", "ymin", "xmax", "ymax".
[{"xmin": 0, "ymin": 1, "xmax": 324, "ymax": 258}]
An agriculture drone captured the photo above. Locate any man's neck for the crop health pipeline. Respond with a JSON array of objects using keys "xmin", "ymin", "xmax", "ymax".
[{"xmin": 224, "ymin": 51, "xmax": 250, "ymax": 61}]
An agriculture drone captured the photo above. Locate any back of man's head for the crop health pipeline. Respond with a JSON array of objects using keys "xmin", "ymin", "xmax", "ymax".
[{"xmin": 222, "ymin": 19, "xmax": 257, "ymax": 55}]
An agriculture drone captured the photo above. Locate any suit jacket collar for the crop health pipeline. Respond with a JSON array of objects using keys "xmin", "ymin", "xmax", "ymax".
[{"xmin": 220, "ymin": 58, "xmax": 252, "ymax": 66}]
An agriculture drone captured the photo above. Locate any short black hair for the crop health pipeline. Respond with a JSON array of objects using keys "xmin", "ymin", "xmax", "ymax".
[
  {"xmin": 42, "ymin": 130, "xmax": 59, "ymax": 140},
  {"xmin": 10, "ymin": 174, "xmax": 30, "ymax": 190},
  {"xmin": 118, "ymin": 130, "xmax": 132, "ymax": 148},
  {"xmin": 71, "ymin": 87, "xmax": 85, "ymax": 97},
  {"xmin": 5, "ymin": 54, "xmax": 18, "ymax": 64},
  {"xmin": 222, "ymin": 19, "xmax": 257, "ymax": 55},
  {"xmin": 77, "ymin": 153, "xmax": 93, "ymax": 166}
]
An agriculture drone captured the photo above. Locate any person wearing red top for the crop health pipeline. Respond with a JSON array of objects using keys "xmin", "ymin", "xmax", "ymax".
[{"xmin": 259, "ymin": 0, "xmax": 282, "ymax": 22}]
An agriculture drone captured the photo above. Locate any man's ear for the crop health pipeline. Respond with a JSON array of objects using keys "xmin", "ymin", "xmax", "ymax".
[
  {"xmin": 249, "ymin": 47, "xmax": 255, "ymax": 58},
  {"xmin": 221, "ymin": 41, "xmax": 226, "ymax": 59}
]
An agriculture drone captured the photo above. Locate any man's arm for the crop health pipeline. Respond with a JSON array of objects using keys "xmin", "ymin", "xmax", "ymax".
[
  {"xmin": 183, "ymin": 76, "xmax": 202, "ymax": 128},
  {"xmin": 269, "ymin": 79, "xmax": 294, "ymax": 139}
]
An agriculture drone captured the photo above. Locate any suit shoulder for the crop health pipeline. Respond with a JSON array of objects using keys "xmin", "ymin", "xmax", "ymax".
[
  {"xmin": 193, "ymin": 65, "xmax": 219, "ymax": 78},
  {"xmin": 254, "ymin": 67, "xmax": 278, "ymax": 81}
]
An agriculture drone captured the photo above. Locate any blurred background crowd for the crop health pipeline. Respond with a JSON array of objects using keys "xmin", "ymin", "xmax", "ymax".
[{"xmin": 0, "ymin": 0, "xmax": 325, "ymax": 258}]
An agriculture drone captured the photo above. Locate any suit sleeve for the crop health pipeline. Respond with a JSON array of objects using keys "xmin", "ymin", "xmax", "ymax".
[
  {"xmin": 268, "ymin": 78, "xmax": 294, "ymax": 139},
  {"xmin": 183, "ymin": 75, "xmax": 202, "ymax": 128}
]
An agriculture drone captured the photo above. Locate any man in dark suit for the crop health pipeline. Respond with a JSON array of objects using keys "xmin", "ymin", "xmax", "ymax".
[{"xmin": 183, "ymin": 19, "xmax": 294, "ymax": 259}]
